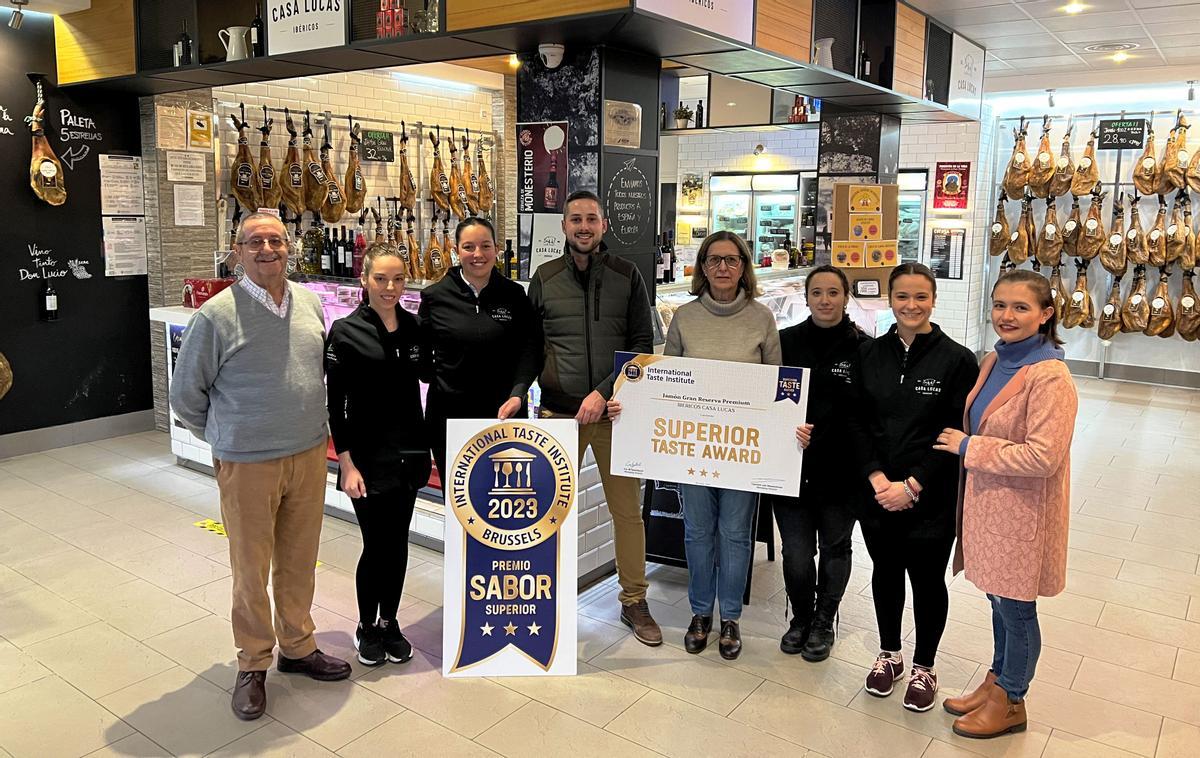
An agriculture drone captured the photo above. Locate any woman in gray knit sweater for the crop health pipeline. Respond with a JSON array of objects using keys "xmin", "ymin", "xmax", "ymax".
[{"xmin": 615, "ymin": 231, "xmax": 780, "ymax": 660}]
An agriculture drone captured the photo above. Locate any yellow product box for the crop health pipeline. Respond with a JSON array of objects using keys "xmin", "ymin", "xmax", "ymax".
[
  {"xmin": 849, "ymin": 213, "xmax": 883, "ymax": 241},
  {"xmin": 832, "ymin": 241, "xmax": 865, "ymax": 268},
  {"xmin": 865, "ymin": 240, "xmax": 899, "ymax": 268},
  {"xmin": 849, "ymin": 185, "xmax": 882, "ymax": 212}
]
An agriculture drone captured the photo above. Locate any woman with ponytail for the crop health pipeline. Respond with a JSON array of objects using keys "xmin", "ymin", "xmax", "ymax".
[{"xmin": 932, "ymin": 269, "xmax": 1078, "ymax": 739}]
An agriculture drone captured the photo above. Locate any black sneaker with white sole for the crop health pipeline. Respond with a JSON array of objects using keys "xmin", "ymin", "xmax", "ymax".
[
  {"xmin": 355, "ymin": 622, "xmax": 386, "ymax": 666},
  {"xmin": 864, "ymin": 651, "xmax": 905, "ymax": 697},
  {"xmin": 378, "ymin": 618, "xmax": 413, "ymax": 664}
]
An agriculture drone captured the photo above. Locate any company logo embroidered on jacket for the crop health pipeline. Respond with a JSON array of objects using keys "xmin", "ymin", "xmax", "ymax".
[
  {"xmin": 409, "ymin": 345, "xmax": 421, "ymax": 362},
  {"xmin": 830, "ymin": 360, "xmax": 853, "ymax": 385},
  {"xmin": 490, "ymin": 306, "xmax": 513, "ymax": 323},
  {"xmin": 914, "ymin": 377, "xmax": 943, "ymax": 396}
]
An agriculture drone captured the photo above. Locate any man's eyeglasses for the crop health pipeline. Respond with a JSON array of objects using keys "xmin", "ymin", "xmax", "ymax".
[
  {"xmin": 240, "ymin": 236, "xmax": 288, "ymax": 250},
  {"xmin": 703, "ymin": 255, "xmax": 744, "ymax": 270}
]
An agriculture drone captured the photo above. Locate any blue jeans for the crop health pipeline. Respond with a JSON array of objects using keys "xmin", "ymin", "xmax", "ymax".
[
  {"xmin": 989, "ymin": 594, "xmax": 1041, "ymax": 701},
  {"xmin": 680, "ymin": 484, "xmax": 758, "ymax": 620}
]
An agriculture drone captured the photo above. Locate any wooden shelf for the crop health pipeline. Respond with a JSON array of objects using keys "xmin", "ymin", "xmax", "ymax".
[{"xmin": 662, "ymin": 122, "xmax": 821, "ymax": 136}]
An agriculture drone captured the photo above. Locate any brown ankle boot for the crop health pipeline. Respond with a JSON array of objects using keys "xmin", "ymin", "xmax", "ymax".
[
  {"xmin": 943, "ymin": 670, "xmax": 998, "ymax": 716},
  {"xmin": 952, "ymin": 683, "xmax": 1028, "ymax": 739}
]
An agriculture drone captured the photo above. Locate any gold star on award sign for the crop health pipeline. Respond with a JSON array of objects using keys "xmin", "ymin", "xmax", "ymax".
[
  {"xmin": 699, "ymin": 468, "xmax": 708, "ymax": 477},
  {"xmin": 711, "ymin": 470, "xmax": 720, "ymax": 479},
  {"xmin": 480, "ymin": 622, "xmax": 494, "ymax": 636},
  {"xmin": 504, "ymin": 621, "xmax": 518, "ymax": 636},
  {"xmin": 687, "ymin": 467, "xmax": 696, "ymax": 475},
  {"xmin": 527, "ymin": 622, "xmax": 541, "ymax": 636}
]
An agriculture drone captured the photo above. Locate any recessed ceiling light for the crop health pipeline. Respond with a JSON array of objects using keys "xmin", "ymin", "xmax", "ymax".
[
  {"xmin": 1111, "ymin": 51, "xmax": 1130, "ymax": 62},
  {"xmin": 1082, "ymin": 42, "xmax": 1139, "ymax": 53},
  {"xmin": 726, "ymin": 102, "xmax": 736, "ymax": 107},
  {"xmin": 1061, "ymin": 2, "xmax": 1086, "ymax": 14}
]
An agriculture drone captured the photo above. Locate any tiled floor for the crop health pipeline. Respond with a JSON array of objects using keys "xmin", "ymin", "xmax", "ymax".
[{"xmin": 1, "ymin": 376, "xmax": 1199, "ymax": 756}]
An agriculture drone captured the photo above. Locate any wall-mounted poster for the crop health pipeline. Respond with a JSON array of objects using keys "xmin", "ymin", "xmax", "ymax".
[
  {"xmin": 933, "ymin": 162, "xmax": 971, "ymax": 210},
  {"xmin": 267, "ymin": 1, "xmax": 348, "ymax": 56},
  {"xmin": 636, "ymin": 0, "xmax": 753, "ymax": 45},
  {"xmin": 516, "ymin": 122, "xmax": 568, "ymax": 215},
  {"xmin": 929, "ymin": 226, "xmax": 966, "ymax": 280}
]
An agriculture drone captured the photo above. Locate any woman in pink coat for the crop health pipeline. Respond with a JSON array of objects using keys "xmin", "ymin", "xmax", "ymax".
[{"xmin": 932, "ymin": 269, "xmax": 1077, "ymax": 740}]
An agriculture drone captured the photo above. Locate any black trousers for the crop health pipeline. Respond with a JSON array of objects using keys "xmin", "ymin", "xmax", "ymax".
[
  {"xmin": 427, "ymin": 389, "xmax": 508, "ymax": 482},
  {"xmin": 351, "ymin": 487, "xmax": 417, "ymax": 626},
  {"xmin": 860, "ymin": 521, "xmax": 955, "ymax": 669},
  {"xmin": 771, "ymin": 491, "xmax": 855, "ymax": 624}
]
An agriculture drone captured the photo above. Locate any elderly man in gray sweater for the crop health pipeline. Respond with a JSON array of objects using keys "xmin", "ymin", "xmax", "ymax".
[{"xmin": 170, "ymin": 212, "xmax": 350, "ymax": 721}]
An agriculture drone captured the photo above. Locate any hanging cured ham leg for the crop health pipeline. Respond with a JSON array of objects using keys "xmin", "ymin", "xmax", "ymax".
[
  {"xmin": 1125, "ymin": 196, "xmax": 1149, "ymax": 266},
  {"xmin": 398, "ymin": 122, "xmax": 418, "ymax": 212},
  {"xmin": 257, "ymin": 106, "xmax": 281, "ymax": 211},
  {"xmin": 1133, "ymin": 120, "xmax": 1159, "ymax": 196},
  {"xmin": 1097, "ymin": 277, "xmax": 1124, "ymax": 340},
  {"xmin": 1077, "ymin": 191, "xmax": 1106, "ymax": 261},
  {"xmin": 1049, "ymin": 124, "xmax": 1075, "ymax": 198},
  {"xmin": 463, "ymin": 129, "xmax": 481, "ymax": 215},
  {"xmin": 1166, "ymin": 192, "xmax": 1187, "ymax": 264},
  {"xmin": 1100, "ymin": 196, "xmax": 1127, "ymax": 276},
  {"xmin": 1007, "ymin": 196, "xmax": 1033, "ymax": 265},
  {"xmin": 989, "ymin": 194, "xmax": 1010, "ymax": 257},
  {"xmin": 1071, "ymin": 127, "xmax": 1100, "ymax": 196},
  {"xmin": 229, "ymin": 108, "xmax": 262, "ymax": 212},
  {"xmin": 1003, "ymin": 118, "xmax": 1031, "ymax": 200},
  {"xmin": 405, "ymin": 210, "xmax": 422, "ymax": 280},
  {"xmin": 1029, "ymin": 117, "xmax": 1055, "ymax": 198},
  {"xmin": 1062, "ymin": 261, "xmax": 1095, "ymax": 328},
  {"xmin": 1167, "ymin": 114, "xmax": 1189, "ymax": 190},
  {"xmin": 301, "ymin": 111, "xmax": 329, "ymax": 214},
  {"xmin": 1178, "ymin": 269, "xmax": 1200, "ymax": 341},
  {"xmin": 429, "ymin": 131, "xmax": 451, "ymax": 214},
  {"xmin": 448, "ymin": 128, "xmax": 469, "ymax": 219},
  {"xmin": 1121, "ymin": 266, "xmax": 1150, "ymax": 333},
  {"xmin": 319, "ymin": 115, "xmax": 346, "ymax": 224},
  {"xmin": 1049, "ymin": 265, "xmax": 1067, "ymax": 322},
  {"xmin": 1147, "ymin": 197, "xmax": 1168, "ymax": 268},
  {"xmin": 1035, "ymin": 196, "xmax": 1063, "ymax": 267},
  {"xmin": 280, "ymin": 108, "xmax": 304, "ymax": 218},
  {"xmin": 343, "ymin": 117, "xmax": 367, "ymax": 214},
  {"xmin": 477, "ymin": 136, "xmax": 494, "ymax": 213},
  {"xmin": 27, "ymin": 81, "xmax": 66, "ymax": 206},
  {"xmin": 1144, "ymin": 267, "xmax": 1175, "ymax": 337},
  {"xmin": 1182, "ymin": 197, "xmax": 1197, "ymax": 269},
  {"xmin": 1062, "ymin": 197, "xmax": 1082, "ymax": 258}
]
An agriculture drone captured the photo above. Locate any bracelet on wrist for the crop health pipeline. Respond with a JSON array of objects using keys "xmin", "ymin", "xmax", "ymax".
[{"xmin": 902, "ymin": 481, "xmax": 919, "ymax": 502}]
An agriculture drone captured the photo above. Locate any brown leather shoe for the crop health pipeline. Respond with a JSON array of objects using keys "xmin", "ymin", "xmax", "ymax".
[
  {"xmin": 944, "ymin": 670, "xmax": 999, "ymax": 716},
  {"xmin": 684, "ymin": 615, "xmax": 712, "ymax": 654},
  {"xmin": 277, "ymin": 649, "xmax": 352, "ymax": 681},
  {"xmin": 953, "ymin": 683, "xmax": 1028, "ymax": 739},
  {"xmin": 231, "ymin": 670, "xmax": 266, "ymax": 721},
  {"xmin": 620, "ymin": 600, "xmax": 663, "ymax": 646},
  {"xmin": 718, "ymin": 619, "xmax": 742, "ymax": 660}
]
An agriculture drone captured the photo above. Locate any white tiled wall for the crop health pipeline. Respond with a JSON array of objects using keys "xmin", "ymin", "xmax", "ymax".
[
  {"xmin": 213, "ymin": 68, "xmax": 502, "ymax": 239},
  {"xmin": 898, "ymin": 106, "xmax": 997, "ymax": 351}
]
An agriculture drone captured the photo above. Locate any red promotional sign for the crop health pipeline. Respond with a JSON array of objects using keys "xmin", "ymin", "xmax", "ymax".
[{"xmin": 933, "ymin": 162, "xmax": 971, "ymax": 210}]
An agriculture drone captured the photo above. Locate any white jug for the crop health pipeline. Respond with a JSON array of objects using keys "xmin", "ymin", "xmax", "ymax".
[
  {"xmin": 219, "ymin": 26, "xmax": 251, "ymax": 62},
  {"xmin": 813, "ymin": 38, "xmax": 834, "ymax": 69}
]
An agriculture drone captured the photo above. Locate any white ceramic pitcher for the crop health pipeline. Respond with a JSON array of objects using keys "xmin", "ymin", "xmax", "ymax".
[
  {"xmin": 813, "ymin": 38, "xmax": 834, "ymax": 69},
  {"xmin": 219, "ymin": 26, "xmax": 251, "ymax": 61}
]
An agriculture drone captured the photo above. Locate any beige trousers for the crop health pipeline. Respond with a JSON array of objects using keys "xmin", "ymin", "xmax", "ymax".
[
  {"xmin": 214, "ymin": 440, "xmax": 328, "ymax": 671},
  {"xmin": 542, "ymin": 413, "xmax": 648, "ymax": 604}
]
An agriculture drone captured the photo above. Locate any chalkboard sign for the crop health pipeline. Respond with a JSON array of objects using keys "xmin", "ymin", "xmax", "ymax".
[
  {"xmin": 1098, "ymin": 119, "xmax": 1146, "ymax": 151},
  {"xmin": 361, "ymin": 129, "xmax": 394, "ymax": 162},
  {"xmin": 604, "ymin": 156, "xmax": 655, "ymax": 249}
]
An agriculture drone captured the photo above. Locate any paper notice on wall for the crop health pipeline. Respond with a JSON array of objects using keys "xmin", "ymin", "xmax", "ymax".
[
  {"xmin": 99, "ymin": 154, "xmax": 145, "ymax": 216},
  {"xmin": 529, "ymin": 213, "xmax": 566, "ymax": 275},
  {"xmin": 166, "ymin": 151, "xmax": 207, "ymax": 182},
  {"xmin": 174, "ymin": 184, "xmax": 206, "ymax": 226},
  {"xmin": 156, "ymin": 105, "xmax": 187, "ymax": 150},
  {"xmin": 102, "ymin": 216, "xmax": 148, "ymax": 276},
  {"xmin": 187, "ymin": 110, "xmax": 214, "ymax": 152}
]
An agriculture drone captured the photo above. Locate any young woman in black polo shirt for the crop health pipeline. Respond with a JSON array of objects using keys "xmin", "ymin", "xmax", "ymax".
[
  {"xmin": 325, "ymin": 243, "xmax": 430, "ymax": 666},
  {"xmin": 418, "ymin": 217, "xmax": 541, "ymax": 479},
  {"xmin": 773, "ymin": 265, "xmax": 870, "ymax": 661},
  {"xmin": 852, "ymin": 263, "xmax": 978, "ymax": 712}
]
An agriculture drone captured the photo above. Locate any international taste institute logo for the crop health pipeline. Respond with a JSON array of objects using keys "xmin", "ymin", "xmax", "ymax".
[{"xmin": 448, "ymin": 422, "xmax": 574, "ymax": 672}]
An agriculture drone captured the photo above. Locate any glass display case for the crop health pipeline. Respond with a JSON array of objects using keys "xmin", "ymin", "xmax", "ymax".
[
  {"xmin": 897, "ymin": 169, "xmax": 928, "ymax": 264},
  {"xmin": 710, "ymin": 174, "xmax": 752, "ymax": 241},
  {"xmin": 711, "ymin": 172, "xmax": 817, "ymax": 263},
  {"xmin": 652, "ymin": 269, "xmax": 895, "ymax": 343}
]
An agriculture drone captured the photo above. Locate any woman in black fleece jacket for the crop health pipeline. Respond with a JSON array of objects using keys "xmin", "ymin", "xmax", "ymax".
[
  {"xmin": 771, "ymin": 266, "xmax": 870, "ymax": 662},
  {"xmin": 418, "ymin": 217, "xmax": 541, "ymax": 480},
  {"xmin": 852, "ymin": 263, "xmax": 978, "ymax": 713}
]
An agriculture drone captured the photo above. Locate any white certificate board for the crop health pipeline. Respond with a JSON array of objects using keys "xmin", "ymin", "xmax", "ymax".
[
  {"xmin": 443, "ymin": 419, "xmax": 578, "ymax": 677},
  {"xmin": 102, "ymin": 216, "xmax": 148, "ymax": 276},
  {"xmin": 610, "ymin": 352, "xmax": 809, "ymax": 495},
  {"xmin": 99, "ymin": 154, "xmax": 144, "ymax": 216}
]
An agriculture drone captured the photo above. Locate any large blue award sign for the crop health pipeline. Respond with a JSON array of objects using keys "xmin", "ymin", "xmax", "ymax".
[{"xmin": 443, "ymin": 419, "xmax": 578, "ymax": 677}]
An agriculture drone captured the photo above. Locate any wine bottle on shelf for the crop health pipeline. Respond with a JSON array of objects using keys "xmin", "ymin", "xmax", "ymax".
[
  {"xmin": 544, "ymin": 153, "xmax": 559, "ymax": 211},
  {"xmin": 41, "ymin": 273, "xmax": 58, "ymax": 321},
  {"xmin": 860, "ymin": 41, "xmax": 872, "ymax": 81},
  {"xmin": 660, "ymin": 102, "xmax": 667, "ymax": 131},
  {"xmin": 320, "ymin": 226, "xmax": 332, "ymax": 275},
  {"xmin": 353, "ymin": 226, "xmax": 366, "ymax": 278},
  {"xmin": 695, "ymin": 100, "xmax": 704, "ymax": 128},
  {"xmin": 178, "ymin": 20, "xmax": 193, "ymax": 66},
  {"xmin": 250, "ymin": 1, "xmax": 266, "ymax": 57},
  {"xmin": 667, "ymin": 231, "xmax": 677, "ymax": 283},
  {"xmin": 654, "ymin": 234, "xmax": 667, "ymax": 284}
]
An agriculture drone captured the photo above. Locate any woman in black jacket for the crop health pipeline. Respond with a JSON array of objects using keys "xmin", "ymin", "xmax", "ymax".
[
  {"xmin": 772, "ymin": 265, "xmax": 870, "ymax": 662},
  {"xmin": 853, "ymin": 263, "xmax": 978, "ymax": 713},
  {"xmin": 325, "ymin": 242, "xmax": 430, "ymax": 667},
  {"xmin": 419, "ymin": 217, "xmax": 541, "ymax": 479}
]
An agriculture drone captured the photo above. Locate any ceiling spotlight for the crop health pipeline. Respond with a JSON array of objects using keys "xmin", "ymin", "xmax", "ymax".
[
  {"xmin": 726, "ymin": 102, "xmax": 736, "ymax": 107},
  {"xmin": 753, "ymin": 144, "xmax": 765, "ymax": 156},
  {"xmin": 1111, "ymin": 51, "xmax": 1130, "ymax": 63},
  {"xmin": 1061, "ymin": 2, "xmax": 1086, "ymax": 14},
  {"xmin": 507, "ymin": 54, "xmax": 520, "ymax": 69},
  {"xmin": 1047, "ymin": 88, "xmax": 1056, "ymax": 107},
  {"xmin": 8, "ymin": 0, "xmax": 28, "ymax": 29}
]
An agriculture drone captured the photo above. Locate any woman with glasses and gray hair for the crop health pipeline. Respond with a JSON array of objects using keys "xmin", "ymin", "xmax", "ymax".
[{"xmin": 611, "ymin": 231, "xmax": 780, "ymax": 660}]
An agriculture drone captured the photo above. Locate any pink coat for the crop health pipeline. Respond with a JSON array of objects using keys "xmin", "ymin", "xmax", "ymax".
[{"xmin": 952, "ymin": 352, "xmax": 1077, "ymax": 601}]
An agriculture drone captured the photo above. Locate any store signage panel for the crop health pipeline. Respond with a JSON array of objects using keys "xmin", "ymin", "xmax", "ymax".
[
  {"xmin": 929, "ymin": 226, "xmax": 965, "ymax": 280},
  {"xmin": 635, "ymin": 0, "xmax": 753, "ymax": 45},
  {"xmin": 947, "ymin": 34, "xmax": 984, "ymax": 120},
  {"xmin": 442, "ymin": 419, "xmax": 578, "ymax": 677},
  {"xmin": 516, "ymin": 122, "xmax": 569, "ymax": 215},
  {"xmin": 933, "ymin": 162, "xmax": 970, "ymax": 210},
  {"xmin": 1098, "ymin": 119, "xmax": 1146, "ymax": 151},
  {"xmin": 267, "ymin": 1, "xmax": 348, "ymax": 56},
  {"xmin": 361, "ymin": 130, "xmax": 394, "ymax": 162}
]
